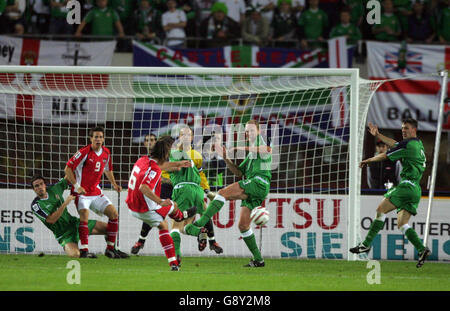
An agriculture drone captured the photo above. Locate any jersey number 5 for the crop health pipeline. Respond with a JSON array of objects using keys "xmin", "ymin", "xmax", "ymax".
[{"xmin": 128, "ymin": 166, "xmax": 141, "ymax": 190}]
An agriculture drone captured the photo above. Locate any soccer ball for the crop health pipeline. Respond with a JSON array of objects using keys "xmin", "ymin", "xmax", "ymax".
[{"xmin": 250, "ymin": 206, "xmax": 269, "ymax": 226}]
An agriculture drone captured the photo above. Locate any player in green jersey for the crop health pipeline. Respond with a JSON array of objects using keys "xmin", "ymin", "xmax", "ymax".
[
  {"xmin": 184, "ymin": 120, "xmax": 272, "ymax": 267},
  {"xmin": 30, "ymin": 175, "xmax": 109, "ymax": 258},
  {"xmin": 350, "ymin": 118, "xmax": 431, "ymax": 268},
  {"xmin": 168, "ymin": 126, "xmax": 223, "ymax": 264}
]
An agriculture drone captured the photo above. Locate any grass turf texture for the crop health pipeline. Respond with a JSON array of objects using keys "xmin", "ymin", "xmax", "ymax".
[{"xmin": 0, "ymin": 254, "xmax": 448, "ymax": 291}]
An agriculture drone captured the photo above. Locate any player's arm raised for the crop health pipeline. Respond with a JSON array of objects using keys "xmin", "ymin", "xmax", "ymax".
[
  {"xmin": 217, "ymin": 145, "xmax": 243, "ymax": 178},
  {"xmin": 368, "ymin": 122, "xmax": 397, "ymax": 148}
]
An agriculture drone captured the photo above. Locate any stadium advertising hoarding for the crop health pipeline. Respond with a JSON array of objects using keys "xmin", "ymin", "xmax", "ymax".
[
  {"xmin": 0, "ymin": 36, "xmax": 116, "ymax": 123},
  {"xmin": 367, "ymin": 41, "xmax": 450, "ymax": 131},
  {"xmin": 1, "ymin": 190, "xmax": 449, "ymax": 262}
]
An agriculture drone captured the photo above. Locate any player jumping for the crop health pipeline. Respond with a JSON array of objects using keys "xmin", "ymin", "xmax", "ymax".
[{"xmin": 350, "ymin": 118, "xmax": 431, "ymax": 268}]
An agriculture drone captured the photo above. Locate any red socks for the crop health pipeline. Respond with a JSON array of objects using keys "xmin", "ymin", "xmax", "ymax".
[
  {"xmin": 79, "ymin": 221, "xmax": 89, "ymax": 251},
  {"xmin": 159, "ymin": 229, "xmax": 178, "ymax": 266},
  {"xmin": 106, "ymin": 218, "xmax": 118, "ymax": 250}
]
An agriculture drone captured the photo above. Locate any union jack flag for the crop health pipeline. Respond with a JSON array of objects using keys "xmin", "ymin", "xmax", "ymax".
[{"xmin": 384, "ymin": 51, "xmax": 423, "ymax": 74}]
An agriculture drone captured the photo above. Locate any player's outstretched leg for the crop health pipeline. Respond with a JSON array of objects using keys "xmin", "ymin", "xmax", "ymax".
[
  {"xmin": 350, "ymin": 214, "xmax": 385, "ymax": 254},
  {"xmin": 131, "ymin": 222, "xmax": 152, "ymax": 255},
  {"xmin": 192, "ymin": 194, "xmax": 226, "ymax": 228},
  {"xmin": 204, "ymin": 219, "xmax": 223, "ymax": 254}
]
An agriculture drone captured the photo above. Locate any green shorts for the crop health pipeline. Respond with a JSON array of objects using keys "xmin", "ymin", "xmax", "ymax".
[
  {"xmin": 384, "ymin": 180, "xmax": 421, "ymax": 216},
  {"xmin": 172, "ymin": 183, "xmax": 205, "ymax": 215},
  {"xmin": 57, "ymin": 219, "xmax": 97, "ymax": 248},
  {"xmin": 238, "ymin": 176, "xmax": 270, "ymax": 210}
]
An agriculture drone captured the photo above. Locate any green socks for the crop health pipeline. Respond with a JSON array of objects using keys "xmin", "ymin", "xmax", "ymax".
[
  {"xmin": 241, "ymin": 229, "xmax": 263, "ymax": 262},
  {"xmin": 363, "ymin": 218, "xmax": 385, "ymax": 248},
  {"xmin": 193, "ymin": 195, "xmax": 225, "ymax": 228},
  {"xmin": 170, "ymin": 230, "xmax": 181, "ymax": 257},
  {"xmin": 403, "ymin": 226, "xmax": 425, "ymax": 253}
]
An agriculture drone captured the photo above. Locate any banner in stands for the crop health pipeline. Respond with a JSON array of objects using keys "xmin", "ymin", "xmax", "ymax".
[
  {"xmin": 131, "ymin": 39, "xmax": 353, "ymax": 147},
  {"xmin": 366, "ymin": 41, "xmax": 450, "ymax": 131},
  {"xmin": 133, "ymin": 39, "xmax": 352, "ymax": 68},
  {"xmin": 0, "ymin": 36, "xmax": 116, "ymax": 123},
  {"xmin": 1, "ymin": 190, "xmax": 449, "ymax": 262}
]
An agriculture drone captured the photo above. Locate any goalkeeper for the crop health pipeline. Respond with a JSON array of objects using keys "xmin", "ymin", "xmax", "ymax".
[
  {"xmin": 30, "ymin": 175, "xmax": 109, "ymax": 258},
  {"xmin": 184, "ymin": 120, "xmax": 272, "ymax": 267},
  {"xmin": 350, "ymin": 119, "xmax": 431, "ymax": 268}
]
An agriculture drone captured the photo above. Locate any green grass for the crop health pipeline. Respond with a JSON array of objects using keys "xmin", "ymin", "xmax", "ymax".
[{"xmin": 0, "ymin": 254, "xmax": 448, "ymax": 291}]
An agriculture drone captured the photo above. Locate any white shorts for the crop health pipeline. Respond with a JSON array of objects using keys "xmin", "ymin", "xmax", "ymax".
[
  {"xmin": 76, "ymin": 194, "xmax": 113, "ymax": 216},
  {"xmin": 129, "ymin": 204, "xmax": 175, "ymax": 228}
]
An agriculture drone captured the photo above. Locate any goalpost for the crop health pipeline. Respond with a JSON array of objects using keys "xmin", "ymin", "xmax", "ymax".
[{"xmin": 0, "ymin": 66, "xmax": 445, "ymax": 261}]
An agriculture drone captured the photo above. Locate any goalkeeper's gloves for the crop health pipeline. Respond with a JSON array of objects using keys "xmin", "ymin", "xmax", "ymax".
[{"xmin": 205, "ymin": 189, "xmax": 216, "ymax": 201}]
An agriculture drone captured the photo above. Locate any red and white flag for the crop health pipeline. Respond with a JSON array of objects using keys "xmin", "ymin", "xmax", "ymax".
[
  {"xmin": 0, "ymin": 36, "xmax": 116, "ymax": 123},
  {"xmin": 366, "ymin": 41, "xmax": 450, "ymax": 131}
]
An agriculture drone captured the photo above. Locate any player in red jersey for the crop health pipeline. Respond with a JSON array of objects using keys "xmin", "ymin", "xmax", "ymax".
[
  {"xmin": 64, "ymin": 126, "xmax": 128, "ymax": 259},
  {"xmin": 126, "ymin": 136, "xmax": 200, "ymax": 271}
]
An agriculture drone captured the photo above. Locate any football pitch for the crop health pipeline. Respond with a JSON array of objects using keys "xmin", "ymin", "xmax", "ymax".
[{"xmin": 0, "ymin": 254, "xmax": 449, "ymax": 291}]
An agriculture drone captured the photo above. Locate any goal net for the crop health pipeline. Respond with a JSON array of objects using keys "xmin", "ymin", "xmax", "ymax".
[{"xmin": 0, "ymin": 66, "xmax": 419, "ymax": 260}]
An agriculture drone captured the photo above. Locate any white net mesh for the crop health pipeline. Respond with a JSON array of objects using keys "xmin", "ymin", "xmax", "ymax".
[{"xmin": 0, "ymin": 67, "xmax": 383, "ymax": 259}]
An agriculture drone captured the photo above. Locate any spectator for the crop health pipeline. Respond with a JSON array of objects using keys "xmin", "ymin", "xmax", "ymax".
[
  {"xmin": 406, "ymin": 0, "xmax": 435, "ymax": 43},
  {"xmin": 251, "ymin": 0, "xmax": 276, "ymax": 23},
  {"xmin": 271, "ymin": 0, "xmax": 297, "ymax": 47},
  {"xmin": 367, "ymin": 140, "xmax": 402, "ymax": 190},
  {"xmin": 372, "ymin": 0, "xmax": 401, "ymax": 41},
  {"xmin": 149, "ymin": 0, "xmax": 167, "ymax": 13},
  {"xmin": 1, "ymin": 0, "xmax": 26, "ymax": 34},
  {"xmin": 393, "ymin": 0, "xmax": 413, "ymax": 35},
  {"xmin": 318, "ymin": 0, "xmax": 341, "ymax": 32},
  {"xmin": 343, "ymin": 0, "xmax": 364, "ymax": 27},
  {"xmin": 161, "ymin": 0, "xmax": 187, "ymax": 48},
  {"xmin": 29, "ymin": 0, "xmax": 50, "ymax": 34},
  {"xmin": 291, "ymin": 0, "xmax": 305, "ymax": 17},
  {"xmin": 48, "ymin": 0, "xmax": 73, "ymax": 34},
  {"xmin": 297, "ymin": 0, "xmax": 329, "ymax": 49},
  {"xmin": 135, "ymin": 0, "xmax": 163, "ymax": 42},
  {"xmin": 438, "ymin": 0, "xmax": 450, "ymax": 44},
  {"xmin": 177, "ymin": 0, "xmax": 199, "ymax": 37},
  {"xmin": 110, "ymin": 0, "xmax": 136, "ymax": 35},
  {"xmin": 241, "ymin": 5, "xmax": 270, "ymax": 45},
  {"xmin": 199, "ymin": 2, "xmax": 241, "ymax": 48},
  {"xmin": 329, "ymin": 8, "xmax": 362, "ymax": 45},
  {"xmin": 222, "ymin": 0, "xmax": 246, "ymax": 25},
  {"xmin": 197, "ymin": 0, "xmax": 214, "ymax": 21},
  {"xmin": 75, "ymin": 0, "xmax": 125, "ymax": 38}
]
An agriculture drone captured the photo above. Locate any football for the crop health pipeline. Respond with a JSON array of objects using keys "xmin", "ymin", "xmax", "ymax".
[{"xmin": 250, "ymin": 206, "xmax": 270, "ymax": 226}]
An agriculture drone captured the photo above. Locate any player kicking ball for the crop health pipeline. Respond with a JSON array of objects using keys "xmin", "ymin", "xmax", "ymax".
[
  {"xmin": 31, "ymin": 175, "xmax": 110, "ymax": 258},
  {"xmin": 125, "ymin": 136, "xmax": 200, "ymax": 271},
  {"xmin": 184, "ymin": 120, "xmax": 272, "ymax": 267},
  {"xmin": 350, "ymin": 119, "xmax": 431, "ymax": 268}
]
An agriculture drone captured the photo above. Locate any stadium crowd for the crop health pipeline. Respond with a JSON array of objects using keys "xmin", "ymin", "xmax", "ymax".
[{"xmin": 0, "ymin": 0, "xmax": 448, "ymax": 48}]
